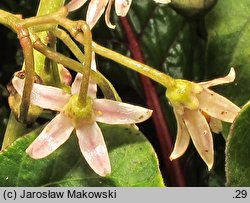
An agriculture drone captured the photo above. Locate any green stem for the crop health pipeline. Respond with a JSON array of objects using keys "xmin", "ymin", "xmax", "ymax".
[
  {"xmin": 1, "ymin": 0, "xmax": 66, "ymax": 150},
  {"xmin": 51, "ymin": 29, "xmax": 121, "ymax": 101},
  {"xmin": 33, "ymin": 38, "xmax": 120, "ymax": 100},
  {"xmin": 32, "ymin": 0, "xmax": 65, "ymax": 82},
  {"xmin": 56, "ymin": 17, "xmax": 176, "ymax": 89},
  {"xmin": 21, "ymin": 7, "xmax": 68, "ymax": 28},
  {"xmin": 0, "ymin": 9, "xmax": 20, "ymax": 31},
  {"xmin": 92, "ymin": 42, "xmax": 176, "ymax": 89},
  {"xmin": 17, "ymin": 25, "xmax": 35, "ymax": 122},
  {"xmin": 77, "ymin": 23, "xmax": 92, "ymax": 107},
  {"xmin": 52, "ymin": 28, "xmax": 85, "ymax": 63},
  {"xmin": 42, "ymin": 32, "xmax": 62, "ymax": 87},
  {"xmin": 16, "ymin": 6, "xmax": 176, "ymax": 89}
]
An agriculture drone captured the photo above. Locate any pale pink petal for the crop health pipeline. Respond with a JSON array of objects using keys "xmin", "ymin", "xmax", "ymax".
[
  {"xmin": 12, "ymin": 77, "xmax": 70, "ymax": 111},
  {"xmin": 71, "ymin": 73, "xmax": 97, "ymax": 98},
  {"xmin": 86, "ymin": 0, "xmax": 109, "ymax": 29},
  {"xmin": 197, "ymin": 89, "xmax": 240, "ymax": 123},
  {"xmin": 199, "ymin": 68, "xmax": 235, "ymax": 88},
  {"xmin": 71, "ymin": 73, "xmax": 82, "ymax": 94},
  {"xmin": 209, "ymin": 117, "xmax": 223, "ymax": 134},
  {"xmin": 170, "ymin": 109, "xmax": 190, "ymax": 160},
  {"xmin": 183, "ymin": 109, "xmax": 214, "ymax": 170},
  {"xmin": 71, "ymin": 52, "xmax": 97, "ymax": 97},
  {"xmin": 94, "ymin": 99, "xmax": 152, "ymax": 124},
  {"xmin": 66, "ymin": 0, "xmax": 88, "ymax": 12},
  {"xmin": 26, "ymin": 113, "xmax": 74, "ymax": 159},
  {"xmin": 115, "ymin": 0, "xmax": 132, "ymax": 16},
  {"xmin": 76, "ymin": 122, "xmax": 111, "ymax": 176},
  {"xmin": 154, "ymin": 0, "xmax": 171, "ymax": 3},
  {"xmin": 58, "ymin": 64, "xmax": 73, "ymax": 85}
]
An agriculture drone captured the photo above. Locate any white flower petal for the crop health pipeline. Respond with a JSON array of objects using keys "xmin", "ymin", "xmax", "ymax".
[
  {"xmin": 199, "ymin": 68, "xmax": 235, "ymax": 88},
  {"xmin": 183, "ymin": 109, "xmax": 214, "ymax": 170},
  {"xmin": 66, "ymin": 0, "xmax": 88, "ymax": 12},
  {"xmin": 105, "ymin": 0, "xmax": 116, "ymax": 29},
  {"xmin": 76, "ymin": 122, "xmax": 111, "ymax": 176},
  {"xmin": 154, "ymin": 0, "xmax": 171, "ymax": 4},
  {"xmin": 86, "ymin": 0, "xmax": 109, "ymax": 29},
  {"xmin": 197, "ymin": 89, "xmax": 240, "ymax": 123},
  {"xmin": 94, "ymin": 99, "xmax": 152, "ymax": 124},
  {"xmin": 115, "ymin": 0, "xmax": 132, "ymax": 17},
  {"xmin": 90, "ymin": 52, "xmax": 97, "ymax": 71},
  {"xmin": 12, "ymin": 77, "xmax": 70, "ymax": 111},
  {"xmin": 26, "ymin": 113, "xmax": 74, "ymax": 159},
  {"xmin": 170, "ymin": 109, "xmax": 190, "ymax": 160}
]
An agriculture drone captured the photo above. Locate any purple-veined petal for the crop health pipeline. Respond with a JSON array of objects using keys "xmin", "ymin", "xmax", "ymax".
[
  {"xmin": 12, "ymin": 77, "xmax": 70, "ymax": 111},
  {"xmin": 115, "ymin": 0, "xmax": 132, "ymax": 16},
  {"xmin": 65, "ymin": 0, "xmax": 88, "ymax": 12},
  {"xmin": 199, "ymin": 68, "xmax": 235, "ymax": 88},
  {"xmin": 183, "ymin": 109, "xmax": 214, "ymax": 170},
  {"xmin": 170, "ymin": 109, "xmax": 190, "ymax": 160},
  {"xmin": 76, "ymin": 122, "xmax": 111, "ymax": 176},
  {"xmin": 26, "ymin": 113, "xmax": 74, "ymax": 159},
  {"xmin": 86, "ymin": 0, "xmax": 109, "ymax": 29},
  {"xmin": 71, "ymin": 73, "xmax": 97, "ymax": 98},
  {"xmin": 197, "ymin": 89, "xmax": 240, "ymax": 123},
  {"xmin": 94, "ymin": 99, "xmax": 152, "ymax": 124}
]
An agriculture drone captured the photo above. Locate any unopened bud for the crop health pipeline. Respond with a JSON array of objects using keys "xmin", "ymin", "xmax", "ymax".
[{"xmin": 170, "ymin": 0, "xmax": 218, "ymax": 17}]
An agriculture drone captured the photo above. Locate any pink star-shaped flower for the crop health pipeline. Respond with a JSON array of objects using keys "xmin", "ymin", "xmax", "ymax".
[
  {"xmin": 12, "ymin": 69, "xmax": 152, "ymax": 177},
  {"xmin": 168, "ymin": 68, "xmax": 240, "ymax": 170}
]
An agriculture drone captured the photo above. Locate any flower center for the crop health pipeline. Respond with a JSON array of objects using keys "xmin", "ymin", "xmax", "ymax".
[
  {"xmin": 166, "ymin": 80, "xmax": 202, "ymax": 110},
  {"xmin": 63, "ymin": 94, "xmax": 95, "ymax": 127}
]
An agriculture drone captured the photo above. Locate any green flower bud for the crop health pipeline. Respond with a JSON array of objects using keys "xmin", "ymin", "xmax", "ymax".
[
  {"xmin": 7, "ymin": 71, "xmax": 43, "ymax": 124},
  {"xmin": 170, "ymin": 0, "xmax": 218, "ymax": 17}
]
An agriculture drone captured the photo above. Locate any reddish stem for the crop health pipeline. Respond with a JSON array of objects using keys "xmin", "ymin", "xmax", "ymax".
[{"xmin": 119, "ymin": 17, "xmax": 186, "ymax": 186}]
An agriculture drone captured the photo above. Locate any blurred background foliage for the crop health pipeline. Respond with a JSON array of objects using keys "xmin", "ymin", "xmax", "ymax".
[{"xmin": 1, "ymin": 0, "xmax": 249, "ymax": 186}]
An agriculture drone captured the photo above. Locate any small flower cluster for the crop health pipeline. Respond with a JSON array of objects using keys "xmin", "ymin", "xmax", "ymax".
[{"xmin": 9, "ymin": 0, "xmax": 241, "ymax": 176}]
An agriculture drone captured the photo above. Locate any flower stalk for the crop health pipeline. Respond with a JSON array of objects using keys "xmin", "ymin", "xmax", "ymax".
[
  {"xmin": 77, "ymin": 23, "xmax": 92, "ymax": 107},
  {"xmin": 16, "ymin": 25, "xmax": 35, "ymax": 122},
  {"xmin": 33, "ymin": 37, "xmax": 120, "ymax": 100},
  {"xmin": 92, "ymin": 42, "xmax": 176, "ymax": 89}
]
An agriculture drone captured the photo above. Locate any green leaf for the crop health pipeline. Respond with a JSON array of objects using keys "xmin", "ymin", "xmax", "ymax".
[
  {"xmin": 129, "ymin": 2, "xmax": 206, "ymax": 81},
  {"xmin": 206, "ymin": 0, "xmax": 250, "ymax": 106},
  {"xmin": 226, "ymin": 102, "xmax": 250, "ymax": 186},
  {"xmin": 0, "ymin": 124, "xmax": 164, "ymax": 187}
]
